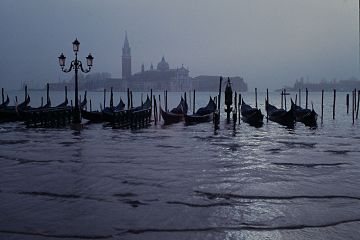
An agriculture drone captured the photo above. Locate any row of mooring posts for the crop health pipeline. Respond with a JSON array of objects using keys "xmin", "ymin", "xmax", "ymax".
[{"xmin": 212, "ymin": 76, "xmax": 360, "ymax": 130}]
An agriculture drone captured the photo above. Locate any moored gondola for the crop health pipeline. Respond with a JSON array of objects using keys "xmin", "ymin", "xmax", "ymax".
[
  {"xmin": 241, "ymin": 99, "xmax": 264, "ymax": 127},
  {"xmin": 0, "ymin": 95, "xmax": 10, "ymax": 109},
  {"xmin": 291, "ymin": 99, "xmax": 317, "ymax": 127},
  {"xmin": 102, "ymin": 98, "xmax": 127, "ymax": 122},
  {"xmin": 0, "ymin": 95, "xmax": 31, "ymax": 122},
  {"xmin": 161, "ymin": 97, "xmax": 188, "ymax": 125},
  {"xmin": 266, "ymin": 100, "xmax": 295, "ymax": 127},
  {"xmin": 184, "ymin": 97, "xmax": 216, "ymax": 125}
]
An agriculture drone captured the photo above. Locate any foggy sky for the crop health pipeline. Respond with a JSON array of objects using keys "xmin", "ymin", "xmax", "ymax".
[{"xmin": 0, "ymin": 0, "xmax": 358, "ymax": 90}]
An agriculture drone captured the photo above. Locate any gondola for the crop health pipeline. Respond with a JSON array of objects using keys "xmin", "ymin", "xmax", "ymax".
[
  {"xmin": 132, "ymin": 96, "xmax": 151, "ymax": 111},
  {"xmin": 266, "ymin": 100, "xmax": 295, "ymax": 127},
  {"xmin": 0, "ymin": 95, "xmax": 31, "ymax": 122},
  {"xmin": 102, "ymin": 98, "xmax": 127, "ymax": 122},
  {"xmin": 241, "ymin": 99, "xmax": 264, "ymax": 126},
  {"xmin": 184, "ymin": 97, "xmax": 216, "ymax": 125},
  {"xmin": 160, "ymin": 97, "xmax": 188, "ymax": 125},
  {"xmin": 0, "ymin": 95, "xmax": 10, "ymax": 109},
  {"xmin": 291, "ymin": 99, "xmax": 317, "ymax": 127}
]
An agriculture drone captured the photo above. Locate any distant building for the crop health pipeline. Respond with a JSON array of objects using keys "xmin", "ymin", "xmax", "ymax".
[
  {"xmin": 48, "ymin": 32, "xmax": 248, "ymax": 92},
  {"xmin": 122, "ymin": 31, "xmax": 131, "ymax": 80},
  {"xmin": 130, "ymin": 57, "xmax": 192, "ymax": 91}
]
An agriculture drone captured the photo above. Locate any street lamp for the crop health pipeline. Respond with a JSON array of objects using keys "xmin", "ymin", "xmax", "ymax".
[{"xmin": 58, "ymin": 39, "xmax": 93, "ymax": 123}]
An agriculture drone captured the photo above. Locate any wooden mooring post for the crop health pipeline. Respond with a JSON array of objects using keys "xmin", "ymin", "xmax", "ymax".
[
  {"xmin": 158, "ymin": 94, "xmax": 161, "ymax": 121},
  {"xmin": 305, "ymin": 88, "xmax": 308, "ymax": 109},
  {"xmin": 1, "ymin": 88, "xmax": 4, "ymax": 104},
  {"xmin": 255, "ymin": 88, "xmax": 258, "ymax": 109},
  {"xmin": 281, "ymin": 90, "xmax": 283, "ymax": 109},
  {"xmin": 284, "ymin": 89, "xmax": 287, "ymax": 110},
  {"xmin": 299, "ymin": 89, "xmax": 301, "ymax": 107},
  {"xmin": 357, "ymin": 90, "xmax": 360, "ymax": 120},
  {"xmin": 321, "ymin": 90, "xmax": 324, "ymax": 124},
  {"xmin": 266, "ymin": 88, "xmax": 269, "ymax": 122},
  {"xmin": 41, "ymin": 97, "xmax": 44, "ymax": 107},
  {"xmin": 165, "ymin": 90, "xmax": 168, "ymax": 112},
  {"xmin": 333, "ymin": 89, "xmax": 336, "ymax": 120},
  {"xmin": 127, "ymin": 88, "xmax": 130, "ymax": 109},
  {"xmin": 90, "ymin": 99, "xmax": 92, "ymax": 112},
  {"xmin": 153, "ymin": 96, "xmax": 158, "ymax": 125},
  {"xmin": 346, "ymin": 94, "xmax": 350, "ymax": 114},
  {"xmin": 352, "ymin": 90, "xmax": 355, "ymax": 124},
  {"xmin": 103, "ymin": 89, "xmax": 106, "ymax": 109},
  {"xmin": 214, "ymin": 77, "xmax": 222, "ymax": 129},
  {"xmin": 46, "ymin": 83, "xmax": 50, "ymax": 104},
  {"xmin": 130, "ymin": 91, "xmax": 133, "ymax": 109},
  {"xmin": 193, "ymin": 90, "xmax": 196, "ymax": 114},
  {"xmin": 233, "ymin": 92, "xmax": 237, "ymax": 127},
  {"xmin": 238, "ymin": 93, "xmax": 241, "ymax": 125}
]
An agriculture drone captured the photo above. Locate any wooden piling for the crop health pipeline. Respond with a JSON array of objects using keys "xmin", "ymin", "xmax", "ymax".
[
  {"xmin": 239, "ymin": 93, "xmax": 241, "ymax": 125},
  {"xmin": 46, "ymin": 83, "xmax": 50, "ymax": 104},
  {"xmin": 266, "ymin": 88, "xmax": 269, "ymax": 122},
  {"xmin": 357, "ymin": 90, "xmax": 360, "ymax": 120},
  {"xmin": 127, "ymin": 88, "xmax": 130, "ymax": 109},
  {"xmin": 165, "ymin": 90, "xmax": 168, "ymax": 112},
  {"xmin": 1, "ymin": 88, "xmax": 4, "ymax": 104},
  {"xmin": 153, "ymin": 96, "xmax": 157, "ymax": 125},
  {"xmin": 352, "ymin": 90, "xmax": 355, "ymax": 124},
  {"xmin": 255, "ymin": 88, "xmax": 258, "ymax": 108},
  {"xmin": 25, "ymin": 85, "xmax": 28, "ymax": 100},
  {"xmin": 193, "ymin": 90, "xmax": 196, "ymax": 114},
  {"xmin": 305, "ymin": 88, "xmax": 308, "ymax": 109},
  {"xmin": 218, "ymin": 76, "xmax": 222, "ymax": 111},
  {"xmin": 299, "ymin": 89, "xmax": 301, "ymax": 107},
  {"xmin": 158, "ymin": 94, "xmax": 161, "ymax": 121},
  {"xmin": 15, "ymin": 96, "xmax": 18, "ymax": 104},
  {"xmin": 103, "ymin": 89, "xmax": 106, "ymax": 109},
  {"xmin": 295, "ymin": 94, "xmax": 297, "ymax": 105},
  {"xmin": 65, "ymin": 86, "xmax": 68, "ymax": 101},
  {"xmin": 130, "ymin": 91, "xmax": 133, "ymax": 108},
  {"xmin": 346, "ymin": 94, "xmax": 350, "ymax": 114},
  {"xmin": 90, "ymin": 99, "xmax": 92, "ymax": 112},
  {"xmin": 184, "ymin": 92, "xmax": 187, "ymax": 105},
  {"xmin": 233, "ymin": 92, "xmax": 237, "ymax": 126},
  {"xmin": 41, "ymin": 97, "xmax": 44, "ymax": 107},
  {"xmin": 281, "ymin": 90, "xmax": 283, "ymax": 109},
  {"xmin": 333, "ymin": 89, "xmax": 336, "ymax": 120},
  {"xmin": 110, "ymin": 87, "xmax": 114, "ymax": 108},
  {"xmin": 321, "ymin": 90, "xmax": 324, "ymax": 124},
  {"xmin": 284, "ymin": 89, "xmax": 287, "ymax": 110}
]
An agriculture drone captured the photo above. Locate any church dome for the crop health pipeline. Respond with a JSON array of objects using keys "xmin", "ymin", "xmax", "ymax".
[{"xmin": 157, "ymin": 56, "xmax": 169, "ymax": 71}]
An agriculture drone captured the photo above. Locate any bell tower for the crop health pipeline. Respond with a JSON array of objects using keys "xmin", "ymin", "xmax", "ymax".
[{"xmin": 122, "ymin": 31, "xmax": 131, "ymax": 79}]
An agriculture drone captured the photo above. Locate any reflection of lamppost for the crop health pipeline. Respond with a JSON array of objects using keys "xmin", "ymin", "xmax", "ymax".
[{"xmin": 58, "ymin": 39, "xmax": 94, "ymax": 123}]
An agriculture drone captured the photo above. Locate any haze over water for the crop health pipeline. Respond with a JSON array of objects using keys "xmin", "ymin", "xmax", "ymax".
[
  {"xmin": 0, "ymin": 0, "xmax": 358, "ymax": 90},
  {"xmin": 1, "ymin": 91, "xmax": 360, "ymax": 239}
]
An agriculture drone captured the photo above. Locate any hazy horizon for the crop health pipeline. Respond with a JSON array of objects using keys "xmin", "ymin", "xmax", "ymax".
[{"xmin": 0, "ymin": 0, "xmax": 358, "ymax": 90}]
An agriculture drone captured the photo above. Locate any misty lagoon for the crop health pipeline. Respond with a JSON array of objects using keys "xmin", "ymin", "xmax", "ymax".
[{"xmin": 0, "ymin": 90, "xmax": 359, "ymax": 239}]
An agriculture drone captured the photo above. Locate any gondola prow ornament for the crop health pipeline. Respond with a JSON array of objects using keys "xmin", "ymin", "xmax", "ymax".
[{"xmin": 225, "ymin": 77, "xmax": 233, "ymax": 123}]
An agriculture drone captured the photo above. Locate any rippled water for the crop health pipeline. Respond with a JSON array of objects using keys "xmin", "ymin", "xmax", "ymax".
[{"xmin": 1, "ymin": 90, "xmax": 360, "ymax": 239}]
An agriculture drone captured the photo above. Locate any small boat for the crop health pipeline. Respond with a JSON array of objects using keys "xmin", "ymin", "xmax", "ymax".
[
  {"xmin": 241, "ymin": 99, "xmax": 264, "ymax": 126},
  {"xmin": 102, "ymin": 98, "xmax": 127, "ymax": 122},
  {"xmin": 0, "ymin": 95, "xmax": 10, "ymax": 109},
  {"xmin": 291, "ymin": 99, "xmax": 317, "ymax": 127},
  {"xmin": 132, "ymin": 96, "xmax": 151, "ymax": 111},
  {"xmin": 184, "ymin": 97, "xmax": 216, "ymax": 125},
  {"xmin": 160, "ymin": 97, "xmax": 188, "ymax": 125},
  {"xmin": 82, "ymin": 109, "xmax": 103, "ymax": 123},
  {"xmin": 0, "ymin": 95, "xmax": 31, "ymax": 122},
  {"xmin": 266, "ymin": 100, "xmax": 295, "ymax": 127}
]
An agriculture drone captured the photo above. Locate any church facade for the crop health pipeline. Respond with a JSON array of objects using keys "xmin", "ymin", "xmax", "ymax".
[{"xmin": 121, "ymin": 33, "xmax": 193, "ymax": 91}]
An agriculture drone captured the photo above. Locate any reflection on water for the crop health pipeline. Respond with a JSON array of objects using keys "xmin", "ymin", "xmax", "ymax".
[{"xmin": 0, "ymin": 91, "xmax": 360, "ymax": 239}]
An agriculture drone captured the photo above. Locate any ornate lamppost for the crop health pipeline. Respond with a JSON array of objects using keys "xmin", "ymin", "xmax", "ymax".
[{"xmin": 58, "ymin": 39, "xmax": 94, "ymax": 123}]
